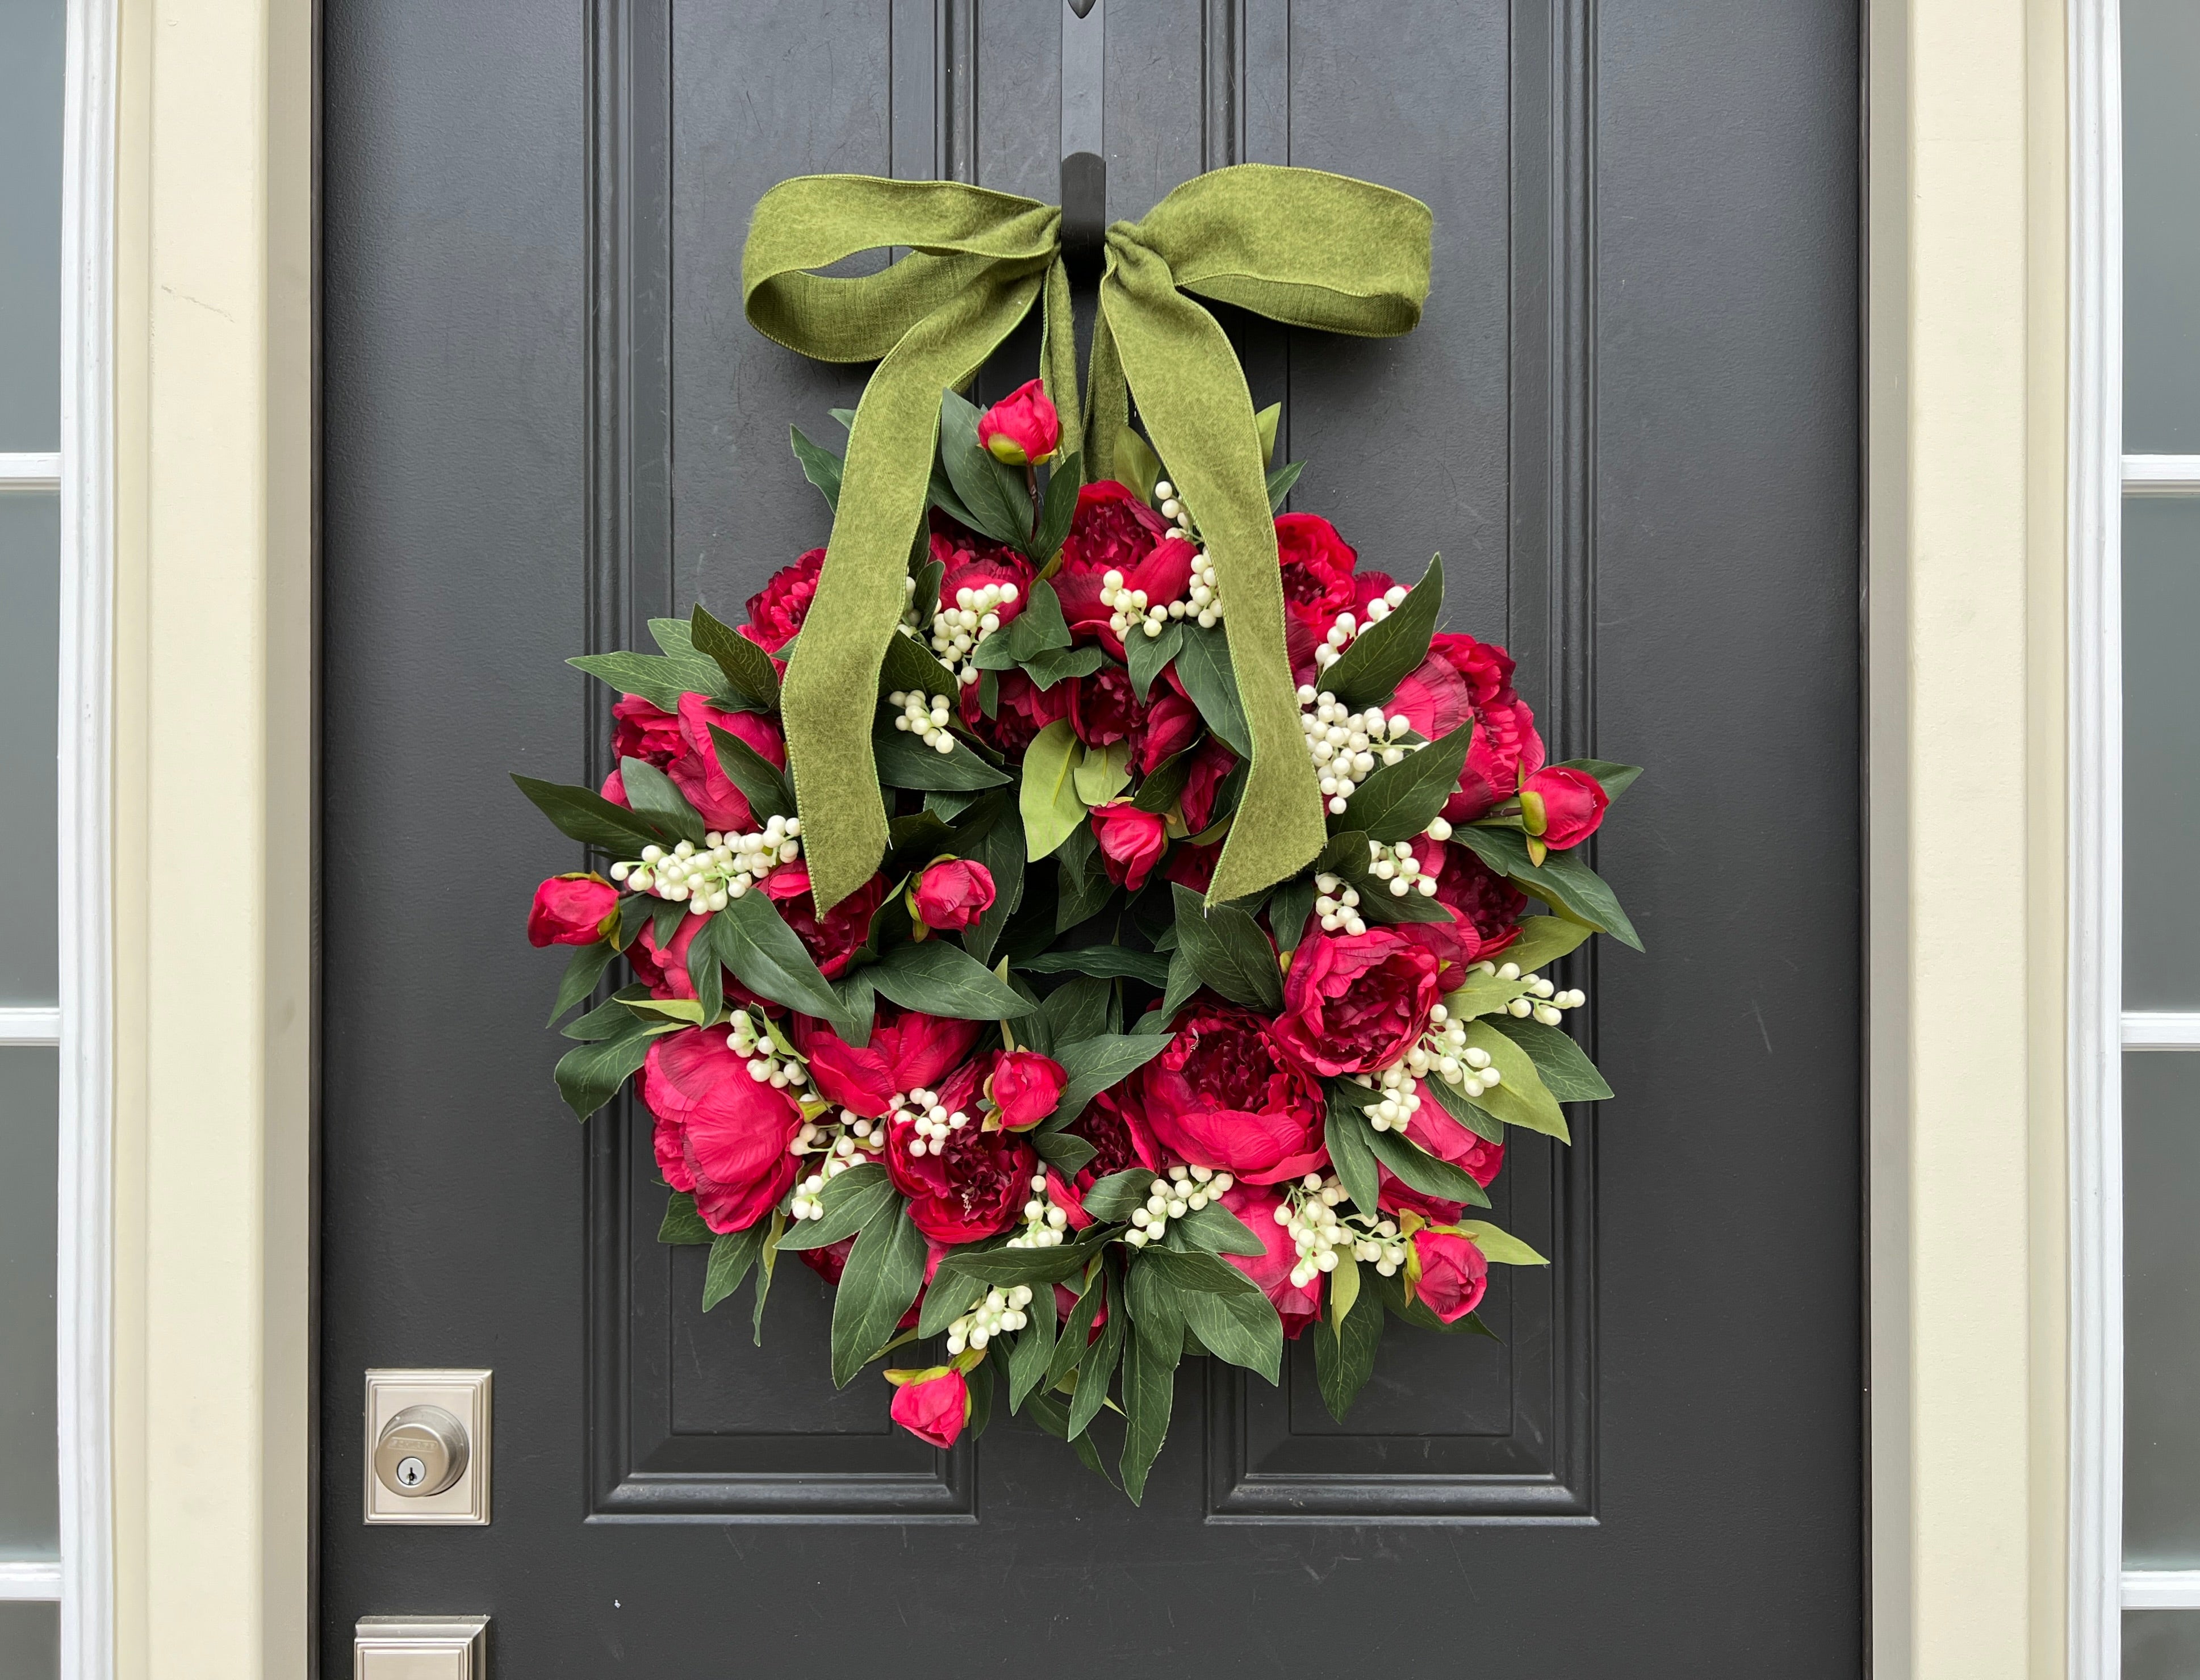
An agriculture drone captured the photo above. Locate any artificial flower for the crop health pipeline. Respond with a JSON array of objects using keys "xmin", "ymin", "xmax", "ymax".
[
  {"xmin": 642, "ymin": 1025, "xmax": 804, "ymax": 1234},
  {"xmin": 527, "ymin": 874, "xmax": 618, "ymax": 947},
  {"xmin": 1275, "ymin": 927, "xmax": 1442, "ymax": 1077},
  {"xmin": 910, "ymin": 858, "xmax": 996, "ymax": 933},
  {"xmin": 977, "ymin": 379, "xmax": 1061, "ymax": 465}
]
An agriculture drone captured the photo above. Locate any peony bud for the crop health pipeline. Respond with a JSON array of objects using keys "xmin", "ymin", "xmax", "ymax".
[
  {"xmin": 1517, "ymin": 766, "xmax": 1609, "ymax": 852},
  {"xmin": 908, "ymin": 858, "xmax": 997, "ymax": 934},
  {"xmin": 1406, "ymin": 1228, "xmax": 1490, "ymax": 1323},
  {"xmin": 527, "ymin": 874, "xmax": 620, "ymax": 947},
  {"xmin": 886, "ymin": 1366, "xmax": 972, "ymax": 1448},
  {"xmin": 986, "ymin": 1049, "xmax": 1068, "ymax": 1131},
  {"xmin": 1089, "ymin": 802, "xmax": 1169, "ymax": 892},
  {"xmin": 977, "ymin": 378, "xmax": 1061, "ymax": 466}
]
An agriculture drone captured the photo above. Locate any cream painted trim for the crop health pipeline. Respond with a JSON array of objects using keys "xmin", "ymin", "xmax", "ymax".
[
  {"xmin": 110, "ymin": 0, "xmax": 315, "ymax": 1674},
  {"xmin": 1872, "ymin": 0, "xmax": 2071, "ymax": 1676}
]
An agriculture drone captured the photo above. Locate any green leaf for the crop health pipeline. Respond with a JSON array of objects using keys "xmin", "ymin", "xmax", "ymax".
[
  {"xmin": 1170, "ymin": 1200, "xmax": 1266, "ymax": 1257},
  {"xmin": 789, "ymin": 424, "xmax": 844, "ymax": 510},
  {"xmin": 1031, "ymin": 973, "xmax": 1112, "ymax": 1055},
  {"xmin": 1078, "ymin": 1169, "xmax": 1156, "ymax": 1223},
  {"xmin": 1444, "ymin": 967, "xmax": 1538, "ymax": 1021},
  {"xmin": 830, "ymin": 970, "xmax": 877, "ymax": 1048},
  {"xmin": 1365, "ymin": 1123, "xmax": 1492, "ymax": 1207},
  {"xmin": 1031, "ymin": 1130, "xmax": 1098, "ymax": 1175},
  {"xmin": 917, "ymin": 1263, "xmax": 992, "ymax": 1338},
  {"xmin": 965, "ymin": 1354, "xmax": 995, "ymax": 1439},
  {"xmin": 872, "ymin": 716, "xmax": 1013, "ymax": 792},
  {"xmin": 751, "ymin": 1212, "xmax": 784, "ymax": 1343},
  {"xmin": 1032, "ymin": 451, "xmax": 1085, "ymax": 563},
  {"xmin": 1265, "ymin": 459, "xmax": 1305, "ymax": 511},
  {"xmin": 1498, "ymin": 914, "xmax": 1595, "ymax": 975},
  {"xmin": 1423, "ymin": 1072, "xmax": 1506, "ymax": 1142},
  {"xmin": 553, "ymin": 1021, "xmax": 660, "ymax": 1119},
  {"xmin": 977, "ymin": 578, "xmax": 1074, "ymax": 667},
  {"xmin": 774, "ymin": 1163, "xmax": 895, "ymax": 1251},
  {"xmin": 1132, "ymin": 744, "xmax": 1197, "ymax": 816},
  {"xmin": 567, "ymin": 649, "xmax": 731, "ymax": 714},
  {"xmin": 657, "ymin": 1190, "xmax": 713, "ymax": 1246},
  {"xmin": 1123, "ymin": 619, "xmax": 1183, "ymax": 702},
  {"xmin": 1006, "ymin": 1281, "xmax": 1060, "ymax": 1411},
  {"xmin": 1052, "ymin": 827, "xmax": 1115, "ymax": 934},
  {"xmin": 689, "ymin": 603, "xmax": 783, "ymax": 708},
  {"xmin": 710, "ymin": 891, "xmax": 859, "ymax": 1034},
  {"xmin": 1019, "ymin": 718, "xmax": 1087, "ymax": 860},
  {"xmin": 1114, "ymin": 426, "xmax": 1164, "ymax": 504},
  {"xmin": 866, "ymin": 938, "xmax": 1034, "ymax": 1020},
  {"xmin": 1312, "ymin": 1280, "xmax": 1383, "ymax": 1421},
  {"xmin": 1172, "ymin": 1274, "xmax": 1282, "ymax": 1383},
  {"xmin": 1454, "ymin": 1219, "xmax": 1550, "ymax": 1267},
  {"xmin": 1119, "ymin": 1265, "xmax": 1183, "ymax": 1502},
  {"xmin": 1323, "ymin": 554, "xmax": 1444, "ymax": 712},
  {"xmin": 830, "ymin": 1203, "xmax": 928, "ymax": 1386},
  {"xmin": 924, "ymin": 788, "xmax": 979, "ymax": 822},
  {"xmin": 1450, "ymin": 824, "xmax": 1643, "ymax": 951},
  {"xmin": 1330, "ymin": 718, "xmax": 1475, "ymax": 842},
  {"xmin": 1329, "ymin": 1248, "xmax": 1360, "ymax": 1337},
  {"xmin": 1254, "ymin": 402, "xmax": 1281, "ymax": 466},
  {"xmin": 618, "ymin": 757, "xmax": 705, "ymax": 845},
  {"xmin": 1069, "ymin": 1281, "xmax": 1128, "ymax": 1439},
  {"xmin": 1266, "ymin": 878, "xmax": 1316, "ymax": 953},
  {"xmin": 1072, "ymin": 739, "xmax": 1133, "ymax": 807},
  {"xmin": 1039, "ymin": 1031, "xmax": 1175, "ymax": 1130},
  {"xmin": 1170, "ymin": 624, "xmax": 1250, "ymax": 756},
  {"xmin": 513, "ymin": 773, "xmax": 673, "ymax": 856},
  {"xmin": 701, "ymin": 1224, "xmax": 767, "ymax": 1312},
  {"xmin": 1462, "ymin": 1019, "xmax": 1571, "ymax": 1141},
  {"xmin": 1484, "ymin": 1014, "xmax": 1613, "ymax": 1101},
  {"xmin": 1323, "ymin": 1083, "xmax": 1382, "ymax": 1214},
  {"xmin": 549, "ymin": 937, "xmax": 619, "ymax": 1026},
  {"xmin": 687, "ymin": 914, "xmax": 723, "ymax": 1021},
  {"xmin": 1047, "ymin": 1274, "xmax": 1107, "ymax": 1388},
  {"xmin": 1556, "ymin": 757, "xmax": 1644, "ymax": 803},
  {"xmin": 939, "ymin": 387, "xmax": 1036, "ymax": 549},
  {"xmin": 876, "ymin": 628, "xmax": 963, "ymax": 703},
  {"xmin": 706, "ymin": 725, "xmax": 796, "ymax": 822},
  {"xmin": 963, "ymin": 794, "xmax": 1026, "ymax": 966},
  {"xmin": 1158, "ymin": 950, "xmax": 1202, "ymax": 1019},
  {"xmin": 561, "ymin": 985, "xmax": 652, "ymax": 1042},
  {"xmin": 1020, "ymin": 643, "xmax": 1105, "ymax": 689},
  {"xmin": 1017, "ymin": 945, "xmax": 1171, "ymax": 986},
  {"xmin": 1139, "ymin": 1246, "xmax": 1267, "ymax": 1296},
  {"xmin": 1171, "ymin": 884, "xmax": 1283, "ymax": 1012}
]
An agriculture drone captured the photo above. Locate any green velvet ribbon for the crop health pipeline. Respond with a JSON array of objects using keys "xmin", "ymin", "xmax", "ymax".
[{"xmin": 742, "ymin": 165, "xmax": 1432, "ymax": 912}]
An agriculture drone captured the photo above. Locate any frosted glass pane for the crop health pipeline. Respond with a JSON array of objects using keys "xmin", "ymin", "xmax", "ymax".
[
  {"xmin": 0, "ymin": 0, "xmax": 64, "ymax": 452},
  {"xmin": 2127, "ymin": 1610, "xmax": 2200, "ymax": 1680},
  {"xmin": 2126, "ymin": 0, "xmax": 2200, "ymax": 452},
  {"xmin": 2124, "ymin": 499, "xmax": 2200, "ymax": 1008},
  {"xmin": 0, "ymin": 495, "xmax": 56, "ymax": 1006},
  {"xmin": 0, "ymin": 1603, "xmax": 57, "ymax": 1679},
  {"xmin": 2126, "ymin": 1053, "xmax": 2200, "ymax": 1564},
  {"xmin": 0, "ymin": 1048, "xmax": 55, "ymax": 1556}
]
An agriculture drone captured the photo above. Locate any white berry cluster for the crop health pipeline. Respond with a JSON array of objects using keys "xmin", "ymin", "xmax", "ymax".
[
  {"xmin": 1297, "ymin": 687, "xmax": 1420, "ymax": 816},
  {"xmin": 926, "ymin": 580, "xmax": 1020, "ymax": 684},
  {"xmin": 1373, "ymin": 1000, "xmax": 1504, "ymax": 1110},
  {"xmin": 1098, "ymin": 478, "xmax": 1223, "ymax": 638},
  {"xmin": 1312, "ymin": 873, "xmax": 1369, "ymax": 937},
  {"xmin": 727, "ymin": 1008, "xmax": 809, "ymax": 1090},
  {"xmin": 1122, "ymin": 1163, "xmax": 1236, "ymax": 1248},
  {"xmin": 1367, "ymin": 834, "xmax": 1450, "ymax": 898},
  {"xmin": 1356, "ymin": 1062, "xmax": 1424, "ymax": 1132},
  {"xmin": 1310, "ymin": 586, "xmax": 1412, "ymax": 674},
  {"xmin": 946, "ymin": 1284, "xmax": 1034, "ymax": 1356},
  {"xmin": 1472, "ymin": 959, "xmax": 1587, "ymax": 1026},
  {"xmin": 1005, "ymin": 1171, "xmax": 1073, "ymax": 1249},
  {"xmin": 887, "ymin": 689, "xmax": 960, "ymax": 754},
  {"xmin": 786, "ymin": 1100, "xmax": 895, "ymax": 1217},
  {"xmin": 1277, "ymin": 1175, "xmax": 1410, "ymax": 1285},
  {"xmin": 897, "ymin": 1087, "xmax": 971, "ymax": 1156},
  {"xmin": 610, "ymin": 817, "xmax": 802, "ymax": 910}
]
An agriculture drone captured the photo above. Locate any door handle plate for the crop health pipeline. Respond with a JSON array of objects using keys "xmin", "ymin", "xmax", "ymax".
[{"xmin": 354, "ymin": 1615, "xmax": 488, "ymax": 1678}]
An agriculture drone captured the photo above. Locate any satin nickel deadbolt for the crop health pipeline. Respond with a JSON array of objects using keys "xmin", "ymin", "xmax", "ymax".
[
  {"xmin": 374, "ymin": 1405, "xmax": 468, "ymax": 1497},
  {"xmin": 364, "ymin": 1369, "xmax": 492, "ymax": 1524}
]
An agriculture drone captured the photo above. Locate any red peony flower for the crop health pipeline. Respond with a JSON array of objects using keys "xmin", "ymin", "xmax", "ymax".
[
  {"xmin": 1089, "ymin": 803, "xmax": 1169, "ymax": 891},
  {"xmin": 742, "ymin": 548, "xmax": 826, "ymax": 653},
  {"xmin": 794, "ymin": 1007, "xmax": 984, "ymax": 1118},
  {"xmin": 1176, "ymin": 736, "xmax": 1237, "ymax": 834},
  {"xmin": 668, "ymin": 692, "xmax": 787, "ymax": 834},
  {"xmin": 885, "ymin": 1059, "xmax": 1038, "ymax": 1243},
  {"xmin": 1384, "ymin": 651, "xmax": 1474, "ymax": 742},
  {"xmin": 1426, "ymin": 632, "xmax": 1546, "ymax": 822},
  {"xmin": 1162, "ymin": 841, "xmax": 1220, "ymax": 896},
  {"xmin": 977, "ymin": 379, "xmax": 1061, "ymax": 466},
  {"xmin": 1274, "ymin": 512, "xmax": 1360, "ymax": 637},
  {"xmin": 959, "ymin": 667, "xmax": 1069, "ymax": 759},
  {"xmin": 1061, "ymin": 1086, "xmax": 1161, "ymax": 1211},
  {"xmin": 931, "ymin": 523, "xmax": 1035, "ymax": 632},
  {"xmin": 613, "ymin": 692, "xmax": 684, "ymax": 767},
  {"xmin": 760, "ymin": 866, "xmax": 885, "ymax": 979},
  {"xmin": 1066, "ymin": 663, "xmax": 1146, "ymax": 749},
  {"xmin": 1425, "ymin": 844, "xmax": 1526, "ymax": 967},
  {"xmin": 1128, "ymin": 998, "xmax": 1327, "ymax": 1185},
  {"xmin": 1519, "ymin": 765, "xmax": 1609, "ymax": 851},
  {"xmin": 1218, "ymin": 1180, "xmax": 1323, "ymax": 1339},
  {"xmin": 909, "ymin": 859, "xmax": 996, "ymax": 933},
  {"xmin": 1053, "ymin": 482, "xmax": 1169, "ymax": 651},
  {"xmin": 528, "ymin": 874, "xmax": 618, "ymax": 947},
  {"xmin": 1126, "ymin": 534, "xmax": 1197, "ymax": 607},
  {"xmin": 1275, "ymin": 929, "xmax": 1441, "ymax": 1077},
  {"xmin": 1136, "ymin": 685, "xmax": 1201, "ymax": 772},
  {"xmin": 626, "ymin": 909, "xmax": 708, "ymax": 1000},
  {"xmin": 642, "ymin": 1025, "xmax": 804, "ymax": 1234},
  {"xmin": 1408, "ymin": 1228, "xmax": 1490, "ymax": 1323},
  {"xmin": 986, "ymin": 1048, "xmax": 1068, "ymax": 1131},
  {"xmin": 889, "ymin": 1368, "xmax": 972, "ymax": 1448}
]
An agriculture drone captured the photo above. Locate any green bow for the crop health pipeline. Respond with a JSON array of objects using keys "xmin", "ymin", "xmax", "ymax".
[{"xmin": 742, "ymin": 164, "xmax": 1432, "ymax": 912}]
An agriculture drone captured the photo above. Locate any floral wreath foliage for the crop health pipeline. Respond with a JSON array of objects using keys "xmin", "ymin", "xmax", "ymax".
[{"xmin": 522, "ymin": 386, "xmax": 1640, "ymax": 1499}]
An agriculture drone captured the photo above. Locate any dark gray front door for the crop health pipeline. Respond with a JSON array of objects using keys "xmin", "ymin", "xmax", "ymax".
[{"xmin": 320, "ymin": 2, "xmax": 1862, "ymax": 1673}]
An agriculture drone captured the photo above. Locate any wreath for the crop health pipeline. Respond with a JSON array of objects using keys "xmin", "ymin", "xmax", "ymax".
[{"xmin": 518, "ymin": 166, "xmax": 1641, "ymax": 1500}]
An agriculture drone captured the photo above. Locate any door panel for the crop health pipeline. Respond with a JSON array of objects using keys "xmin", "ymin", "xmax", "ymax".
[{"xmin": 322, "ymin": 0, "xmax": 1860, "ymax": 1671}]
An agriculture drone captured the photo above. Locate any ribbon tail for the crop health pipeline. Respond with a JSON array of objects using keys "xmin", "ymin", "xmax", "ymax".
[
  {"xmin": 1082, "ymin": 304, "xmax": 1129, "ymax": 487},
  {"xmin": 1039, "ymin": 258, "xmax": 1082, "ymax": 458}
]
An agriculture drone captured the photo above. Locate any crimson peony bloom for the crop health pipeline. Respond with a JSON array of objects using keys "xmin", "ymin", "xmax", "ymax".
[
  {"xmin": 793, "ymin": 1008, "xmax": 984, "ymax": 1118},
  {"xmin": 977, "ymin": 378, "xmax": 1061, "ymax": 466},
  {"xmin": 959, "ymin": 667, "xmax": 1069, "ymax": 758},
  {"xmin": 1275, "ymin": 928, "xmax": 1441, "ymax": 1077},
  {"xmin": 909, "ymin": 859, "xmax": 996, "ymax": 933},
  {"xmin": 1519, "ymin": 764, "xmax": 1609, "ymax": 851},
  {"xmin": 1128, "ymin": 998, "xmax": 1327, "ymax": 1185},
  {"xmin": 667, "ymin": 692, "xmax": 787, "ymax": 834},
  {"xmin": 641, "ymin": 1025, "xmax": 804, "ymax": 1234},
  {"xmin": 1052, "ymin": 482, "xmax": 1170, "ymax": 653},
  {"xmin": 612, "ymin": 692, "xmax": 683, "ymax": 767},
  {"xmin": 889, "ymin": 1368, "xmax": 972, "ymax": 1447},
  {"xmin": 1218, "ymin": 1180, "xmax": 1323, "ymax": 1339},
  {"xmin": 1066, "ymin": 662, "xmax": 1147, "ymax": 750},
  {"xmin": 741, "ymin": 548, "xmax": 825, "ymax": 653},
  {"xmin": 1089, "ymin": 803, "xmax": 1168, "ymax": 891},
  {"xmin": 625, "ymin": 909, "xmax": 709, "ymax": 1000},
  {"xmin": 885, "ymin": 1058, "xmax": 1038, "ymax": 1243},
  {"xmin": 527, "ymin": 874, "xmax": 618, "ymax": 947},
  {"xmin": 986, "ymin": 1048, "xmax": 1068, "ymax": 1131},
  {"xmin": 759, "ymin": 865, "xmax": 885, "ymax": 979},
  {"xmin": 1425, "ymin": 631, "xmax": 1545, "ymax": 823},
  {"xmin": 1408, "ymin": 1228, "xmax": 1490, "ymax": 1323},
  {"xmin": 1273, "ymin": 512, "xmax": 1360, "ymax": 637}
]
